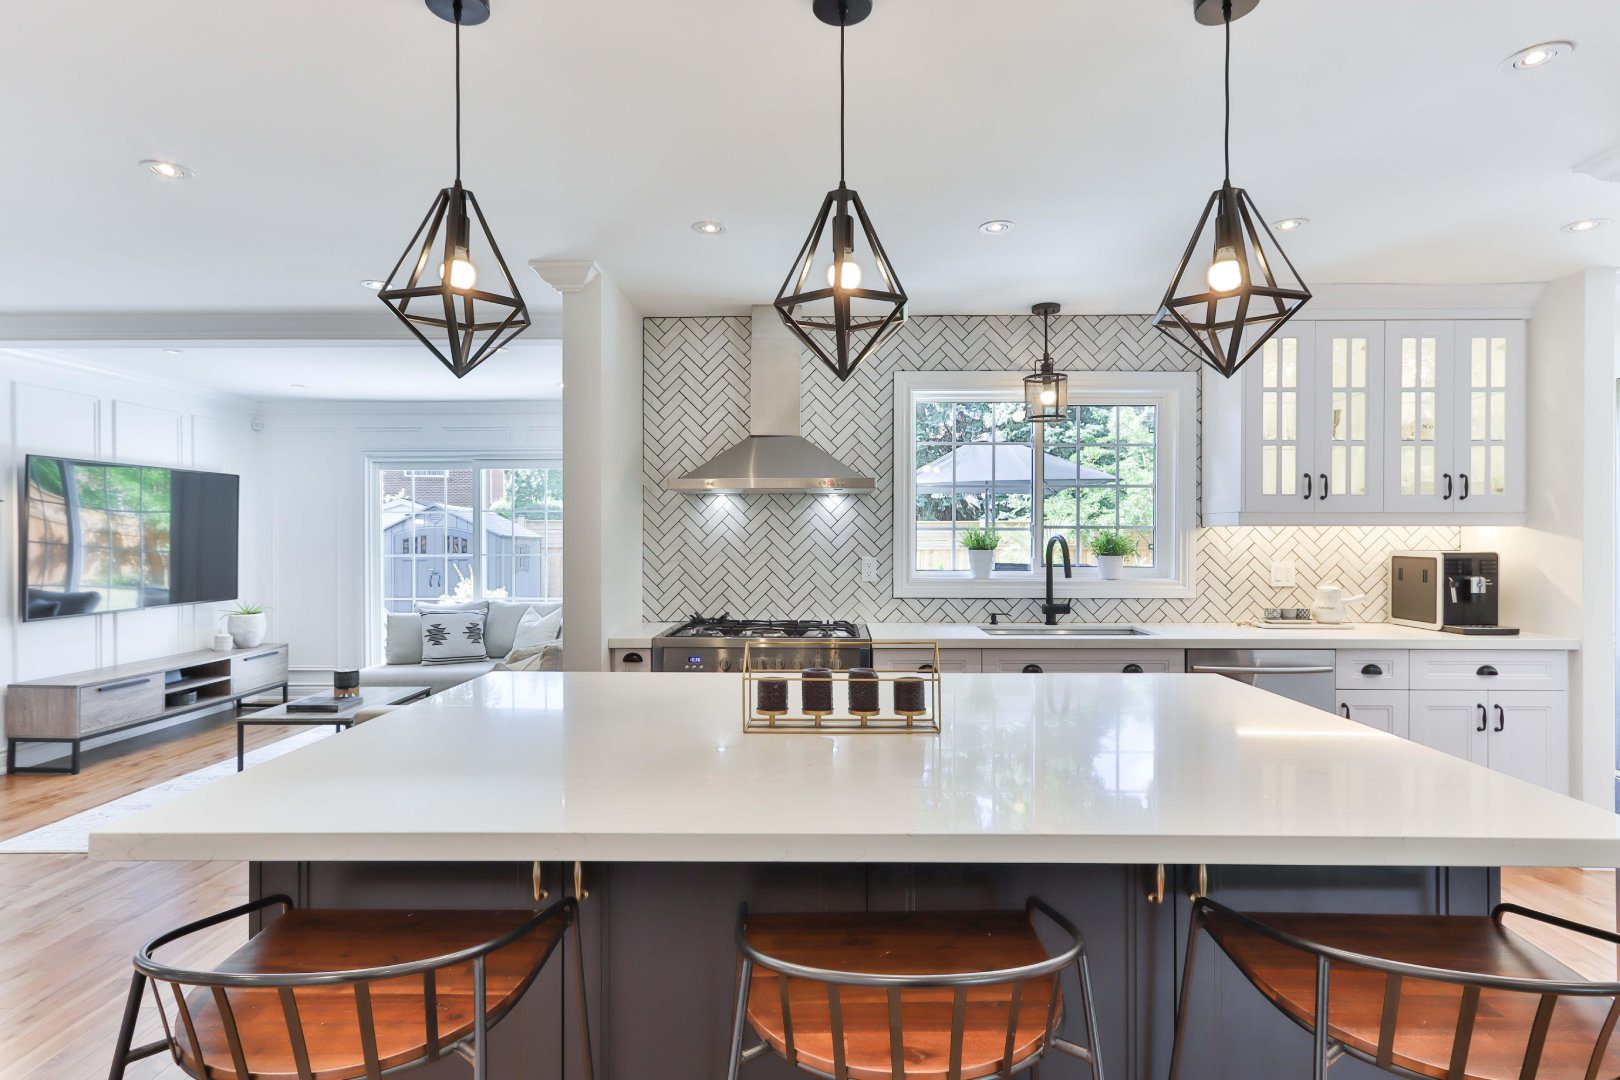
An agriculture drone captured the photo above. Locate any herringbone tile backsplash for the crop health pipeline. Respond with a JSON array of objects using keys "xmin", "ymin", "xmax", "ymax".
[{"xmin": 642, "ymin": 314, "xmax": 1460, "ymax": 624}]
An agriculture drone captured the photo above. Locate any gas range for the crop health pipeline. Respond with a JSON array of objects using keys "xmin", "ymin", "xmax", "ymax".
[{"xmin": 651, "ymin": 616, "xmax": 872, "ymax": 673}]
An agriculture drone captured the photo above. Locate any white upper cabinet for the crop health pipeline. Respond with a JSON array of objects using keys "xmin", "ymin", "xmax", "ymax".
[{"xmin": 1203, "ymin": 318, "xmax": 1526, "ymax": 524}]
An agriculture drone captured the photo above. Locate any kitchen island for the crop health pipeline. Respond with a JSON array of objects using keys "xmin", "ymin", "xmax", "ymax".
[{"xmin": 92, "ymin": 672, "xmax": 1620, "ymax": 1080}]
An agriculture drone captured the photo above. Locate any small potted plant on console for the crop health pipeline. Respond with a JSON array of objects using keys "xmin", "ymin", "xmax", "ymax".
[
  {"xmin": 1091, "ymin": 532, "xmax": 1135, "ymax": 581},
  {"xmin": 961, "ymin": 528, "xmax": 1000, "ymax": 579},
  {"xmin": 223, "ymin": 602, "xmax": 268, "ymax": 648}
]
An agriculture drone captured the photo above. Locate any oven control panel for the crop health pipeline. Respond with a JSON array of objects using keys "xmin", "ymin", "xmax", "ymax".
[{"xmin": 652, "ymin": 646, "xmax": 870, "ymax": 673}]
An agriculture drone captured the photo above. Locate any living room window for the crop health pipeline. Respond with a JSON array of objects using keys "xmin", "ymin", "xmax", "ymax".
[
  {"xmin": 374, "ymin": 460, "xmax": 563, "ymax": 615},
  {"xmin": 892, "ymin": 371, "xmax": 1196, "ymax": 599}
]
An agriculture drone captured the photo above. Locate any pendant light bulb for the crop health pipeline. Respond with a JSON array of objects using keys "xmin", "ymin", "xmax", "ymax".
[
  {"xmin": 1206, "ymin": 245, "xmax": 1243, "ymax": 293},
  {"xmin": 445, "ymin": 251, "xmax": 478, "ymax": 292},
  {"xmin": 1039, "ymin": 387, "xmax": 1058, "ymax": 406},
  {"xmin": 826, "ymin": 257, "xmax": 864, "ymax": 291}
]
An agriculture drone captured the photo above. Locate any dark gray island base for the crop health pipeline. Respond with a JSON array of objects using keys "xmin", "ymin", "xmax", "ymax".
[{"xmin": 251, "ymin": 860, "xmax": 1496, "ymax": 1080}]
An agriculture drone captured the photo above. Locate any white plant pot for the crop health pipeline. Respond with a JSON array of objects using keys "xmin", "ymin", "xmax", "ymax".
[
  {"xmin": 211, "ymin": 632, "xmax": 235, "ymax": 652},
  {"xmin": 966, "ymin": 549, "xmax": 995, "ymax": 579},
  {"xmin": 1097, "ymin": 555, "xmax": 1125, "ymax": 581},
  {"xmin": 226, "ymin": 612, "xmax": 267, "ymax": 648}
]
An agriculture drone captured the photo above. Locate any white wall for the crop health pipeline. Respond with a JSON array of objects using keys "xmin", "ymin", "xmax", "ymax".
[
  {"xmin": 0, "ymin": 349, "xmax": 265, "ymax": 763},
  {"xmin": 1463, "ymin": 268, "xmax": 1619, "ymax": 807},
  {"xmin": 259, "ymin": 400, "xmax": 563, "ymax": 679}
]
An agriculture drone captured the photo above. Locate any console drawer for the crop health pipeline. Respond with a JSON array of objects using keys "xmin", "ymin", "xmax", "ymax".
[
  {"xmin": 1408, "ymin": 650, "xmax": 1568, "ymax": 693},
  {"xmin": 78, "ymin": 675, "xmax": 164, "ymax": 733},
  {"xmin": 232, "ymin": 647, "xmax": 289, "ymax": 694}
]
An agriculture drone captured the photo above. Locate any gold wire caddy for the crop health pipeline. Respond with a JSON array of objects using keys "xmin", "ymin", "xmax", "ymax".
[{"xmin": 740, "ymin": 640, "xmax": 942, "ymax": 734}]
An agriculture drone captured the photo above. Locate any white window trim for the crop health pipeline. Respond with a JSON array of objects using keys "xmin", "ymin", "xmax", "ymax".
[{"xmin": 891, "ymin": 370, "xmax": 1197, "ymax": 600}]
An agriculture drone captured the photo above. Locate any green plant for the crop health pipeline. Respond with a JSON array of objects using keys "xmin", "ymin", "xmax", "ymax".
[
  {"xmin": 1090, "ymin": 532, "xmax": 1137, "ymax": 559},
  {"xmin": 960, "ymin": 528, "xmax": 1001, "ymax": 551},
  {"xmin": 225, "ymin": 602, "xmax": 265, "ymax": 616}
]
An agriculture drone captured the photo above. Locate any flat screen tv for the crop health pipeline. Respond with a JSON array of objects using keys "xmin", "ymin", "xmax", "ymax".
[{"xmin": 21, "ymin": 455, "xmax": 240, "ymax": 621}]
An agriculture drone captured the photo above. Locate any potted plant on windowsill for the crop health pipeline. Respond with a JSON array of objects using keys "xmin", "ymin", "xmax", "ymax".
[
  {"xmin": 223, "ymin": 603, "xmax": 268, "ymax": 648},
  {"xmin": 1091, "ymin": 532, "xmax": 1135, "ymax": 581},
  {"xmin": 961, "ymin": 528, "xmax": 1000, "ymax": 579}
]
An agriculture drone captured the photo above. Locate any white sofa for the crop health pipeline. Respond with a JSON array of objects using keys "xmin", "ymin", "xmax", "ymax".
[{"xmin": 361, "ymin": 600, "xmax": 562, "ymax": 694}]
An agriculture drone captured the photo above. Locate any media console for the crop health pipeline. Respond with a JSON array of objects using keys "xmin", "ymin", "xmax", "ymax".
[{"xmin": 5, "ymin": 644, "xmax": 288, "ymax": 774}]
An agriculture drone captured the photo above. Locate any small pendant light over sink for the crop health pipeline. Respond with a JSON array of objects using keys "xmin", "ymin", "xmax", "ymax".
[
  {"xmin": 377, "ymin": 0, "xmax": 530, "ymax": 379},
  {"xmin": 774, "ymin": 0, "xmax": 909, "ymax": 382},
  {"xmin": 1024, "ymin": 303, "xmax": 1068, "ymax": 423},
  {"xmin": 1154, "ymin": 0, "xmax": 1310, "ymax": 379}
]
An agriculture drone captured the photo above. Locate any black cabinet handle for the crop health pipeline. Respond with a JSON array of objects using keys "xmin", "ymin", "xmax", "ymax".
[
  {"xmin": 1459, "ymin": 473, "xmax": 1470, "ymax": 501},
  {"xmin": 1319, "ymin": 473, "xmax": 1329, "ymax": 500},
  {"xmin": 1360, "ymin": 663, "xmax": 1383, "ymax": 676},
  {"xmin": 624, "ymin": 652, "xmax": 644, "ymax": 664},
  {"xmin": 97, "ymin": 677, "xmax": 151, "ymax": 693},
  {"xmin": 1477, "ymin": 665, "xmax": 1498, "ymax": 677},
  {"xmin": 1476, "ymin": 704, "xmax": 1488, "ymax": 732},
  {"xmin": 1302, "ymin": 473, "xmax": 1312, "ymax": 500},
  {"xmin": 1122, "ymin": 663, "xmax": 1144, "ymax": 674},
  {"xmin": 1494, "ymin": 704, "xmax": 1505, "ymax": 733},
  {"xmin": 1443, "ymin": 473, "xmax": 1453, "ymax": 500},
  {"xmin": 1341, "ymin": 703, "xmax": 1351, "ymax": 718},
  {"xmin": 1022, "ymin": 664, "xmax": 1043, "ymax": 674}
]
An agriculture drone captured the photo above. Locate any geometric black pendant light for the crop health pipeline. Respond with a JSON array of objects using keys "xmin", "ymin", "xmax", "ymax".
[
  {"xmin": 1023, "ymin": 302, "xmax": 1069, "ymax": 423},
  {"xmin": 378, "ymin": 0, "xmax": 530, "ymax": 379},
  {"xmin": 774, "ymin": 0, "xmax": 908, "ymax": 382},
  {"xmin": 1153, "ymin": 0, "xmax": 1310, "ymax": 379}
]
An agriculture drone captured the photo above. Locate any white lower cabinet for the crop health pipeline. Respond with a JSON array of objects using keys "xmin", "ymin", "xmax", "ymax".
[
  {"xmin": 1408, "ymin": 694, "xmax": 1483, "ymax": 761},
  {"xmin": 1336, "ymin": 689, "xmax": 1409, "ymax": 737},
  {"xmin": 979, "ymin": 649, "xmax": 1186, "ymax": 675},
  {"xmin": 1409, "ymin": 690, "xmax": 1566, "ymax": 792},
  {"xmin": 873, "ymin": 648, "xmax": 982, "ymax": 673}
]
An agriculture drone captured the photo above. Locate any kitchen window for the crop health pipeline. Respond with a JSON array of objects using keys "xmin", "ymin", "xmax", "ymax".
[{"xmin": 893, "ymin": 371, "xmax": 1196, "ymax": 599}]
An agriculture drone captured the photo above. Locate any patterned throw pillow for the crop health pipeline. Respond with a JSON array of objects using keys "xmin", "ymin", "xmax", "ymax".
[{"xmin": 420, "ymin": 612, "xmax": 487, "ymax": 665}]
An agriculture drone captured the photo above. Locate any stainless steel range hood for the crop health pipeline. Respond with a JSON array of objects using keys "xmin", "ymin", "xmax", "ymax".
[{"xmin": 668, "ymin": 305, "xmax": 875, "ymax": 495}]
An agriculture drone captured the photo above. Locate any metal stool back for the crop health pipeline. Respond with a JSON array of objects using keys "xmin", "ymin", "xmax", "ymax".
[
  {"xmin": 1170, "ymin": 896, "xmax": 1620, "ymax": 1080},
  {"xmin": 109, "ymin": 893, "xmax": 592, "ymax": 1080},
  {"xmin": 727, "ymin": 897, "xmax": 1105, "ymax": 1080}
]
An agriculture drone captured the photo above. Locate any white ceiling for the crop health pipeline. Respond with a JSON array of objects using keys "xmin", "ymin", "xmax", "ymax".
[
  {"xmin": 2, "ymin": 0, "xmax": 1618, "ymax": 325},
  {"xmin": 9, "ymin": 343, "xmax": 563, "ymax": 402}
]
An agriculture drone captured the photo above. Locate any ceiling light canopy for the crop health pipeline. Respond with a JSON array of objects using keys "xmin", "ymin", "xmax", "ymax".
[
  {"xmin": 1503, "ymin": 40, "xmax": 1574, "ymax": 72},
  {"xmin": 141, "ymin": 159, "xmax": 193, "ymax": 180},
  {"xmin": 377, "ymin": 0, "xmax": 529, "ymax": 380},
  {"xmin": 1154, "ymin": 0, "xmax": 1310, "ymax": 379},
  {"xmin": 1024, "ymin": 303, "xmax": 1068, "ymax": 423},
  {"xmin": 774, "ymin": 0, "xmax": 908, "ymax": 383}
]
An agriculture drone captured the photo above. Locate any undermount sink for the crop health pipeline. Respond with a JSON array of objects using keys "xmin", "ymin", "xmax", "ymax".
[{"xmin": 977, "ymin": 625, "xmax": 1154, "ymax": 637}]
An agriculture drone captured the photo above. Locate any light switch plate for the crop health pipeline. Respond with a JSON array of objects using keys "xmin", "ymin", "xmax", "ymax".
[
  {"xmin": 1270, "ymin": 559, "xmax": 1297, "ymax": 587},
  {"xmin": 861, "ymin": 556, "xmax": 879, "ymax": 583}
]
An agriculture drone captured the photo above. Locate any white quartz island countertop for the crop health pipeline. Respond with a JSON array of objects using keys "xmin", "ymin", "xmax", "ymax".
[
  {"xmin": 92, "ymin": 672, "xmax": 1620, "ymax": 867},
  {"xmin": 608, "ymin": 621, "xmax": 1579, "ymax": 650}
]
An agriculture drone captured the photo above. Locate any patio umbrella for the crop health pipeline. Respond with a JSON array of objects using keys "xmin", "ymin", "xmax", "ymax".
[{"xmin": 915, "ymin": 440, "xmax": 1114, "ymax": 493}]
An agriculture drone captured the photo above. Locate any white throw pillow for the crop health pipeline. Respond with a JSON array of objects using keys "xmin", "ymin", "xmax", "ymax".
[
  {"xmin": 421, "ymin": 612, "xmax": 488, "ymax": 664},
  {"xmin": 384, "ymin": 612, "xmax": 424, "ymax": 665},
  {"xmin": 508, "ymin": 606, "xmax": 563, "ymax": 657}
]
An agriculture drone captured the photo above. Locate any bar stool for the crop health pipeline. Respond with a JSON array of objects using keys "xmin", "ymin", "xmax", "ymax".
[
  {"xmin": 1170, "ymin": 896, "xmax": 1620, "ymax": 1080},
  {"xmin": 109, "ymin": 894, "xmax": 593, "ymax": 1080},
  {"xmin": 726, "ymin": 898, "xmax": 1105, "ymax": 1080}
]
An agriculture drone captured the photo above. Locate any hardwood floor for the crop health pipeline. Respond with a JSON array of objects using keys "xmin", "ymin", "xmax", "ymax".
[{"xmin": 1501, "ymin": 865, "xmax": 1618, "ymax": 980}]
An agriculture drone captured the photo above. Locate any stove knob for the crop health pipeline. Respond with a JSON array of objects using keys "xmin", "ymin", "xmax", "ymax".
[{"xmin": 720, "ymin": 658, "xmax": 732, "ymax": 672}]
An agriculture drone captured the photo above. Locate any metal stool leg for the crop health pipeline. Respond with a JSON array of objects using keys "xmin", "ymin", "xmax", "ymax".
[
  {"xmin": 1167, "ymin": 907, "xmax": 1204, "ymax": 1080},
  {"xmin": 727, "ymin": 958, "xmax": 755, "ymax": 1080},
  {"xmin": 1077, "ymin": 948, "xmax": 1106, "ymax": 1080},
  {"xmin": 570, "ymin": 908, "xmax": 596, "ymax": 1080},
  {"xmin": 473, "ymin": 956, "xmax": 488, "ymax": 1080},
  {"xmin": 108, "ymin": 971, "xmax": 145, "ymax": 1080},
  {"xmin": 1313, "ymin": 957, "xmax": 1330, "ymax": 1080}
]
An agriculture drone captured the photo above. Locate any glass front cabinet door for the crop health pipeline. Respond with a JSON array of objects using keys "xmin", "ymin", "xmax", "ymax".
[
  {"xmin": 1311, "ymin": 322, "xmax": 1385, "ymax": 513},
  {"xmin": 1241, "ymin": 325, "xmax": 1316, "ymax": 513}
]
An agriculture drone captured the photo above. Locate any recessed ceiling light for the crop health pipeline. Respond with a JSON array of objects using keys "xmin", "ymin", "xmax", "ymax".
[
  {"xmin": 1502, "ymin": 40, "xmax": 1574, "ymax": 72},
  {"xmin": 1271, "ymin": 217, "xmax": 1309, "ymax": 232},
  {"xmin": 140, "ymin": 159, "xmax": 194, "ymax": 180},
  {"xmin": 359, "ymin": 279, "xmax": 386, "ymax": 290},
  {"xmin": 980, "ymin": 220, "xmax": 1015, "ymax": 235},
  {"xmin": 691, "ymin": 220, "xmax": 727, "ymax": 235},
  {"xmin": 1562, "ymin": 218, "xmax": 1610, "ymax": 233},
  {"xmin": 161, "ymin": 348, "xmax": 184, "ymax": 356}
]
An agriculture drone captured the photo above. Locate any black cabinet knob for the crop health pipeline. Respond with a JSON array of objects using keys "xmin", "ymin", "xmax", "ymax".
[
  {"xmin": 624, "ymin": 652, "xmax": 643, "ymax": 664},
  {"xmin": 1477, "ymin": 665, "xmax": 1498, "ymax": 677},
  {"xmin": 1360, "ymin": 663, "xmax": 1383, "ymax": 676},
  {"xmin": 1022, "ymin": 664, "xmax": 1043, "ymax": 674},
  {"xmin": 1122, "ymin": 663, "xmax": 1144, "ymax": 674}
]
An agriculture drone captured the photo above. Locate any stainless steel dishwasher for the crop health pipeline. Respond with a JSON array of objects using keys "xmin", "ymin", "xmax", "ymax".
[{"xmin": 1185, "ymin": 649, "xmax": 1336, "ymax": 712}]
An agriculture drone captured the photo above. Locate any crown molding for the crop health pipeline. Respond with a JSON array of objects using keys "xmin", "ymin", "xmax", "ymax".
[
  {"xmin": 529, "ymin": 260, "xmax": 601, "ymax": 294},
  {"xmin": 1300, "ymin": 282, "xmax": 1546, "ymax": 320},
  {"xmin": 0, "ymin": 310, "xmax": 563, "ymax": 345}
]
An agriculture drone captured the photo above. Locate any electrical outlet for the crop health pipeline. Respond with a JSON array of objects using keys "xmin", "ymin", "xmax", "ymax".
[
  {"xmin": 1270, "ymin": 559, "xmax": 1297, "ymax": 588},
  {"xmin": 861, "ymin": 556, "xmax": 879, "ymax": 583}
]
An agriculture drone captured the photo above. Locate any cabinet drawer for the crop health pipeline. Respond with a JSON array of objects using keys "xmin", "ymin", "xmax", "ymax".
[
  {"xmin": 873, "ymin": 648, "xmax": 980, "ymax": 673},
  {"xmin": 610, "ymin": 649, "xmax": 649, "ymax": 673},
  {"xmin": 1335, "ymin": 651, "xmax": 1407, "ymax": 690},
  {"xmin": 1409, "ymin": 650, "xmax": 1567, "ymax": 692},
  {"xmin": 78, "ymin": 675, "xmax": 164, "ymax": 734},
  {"xmin": 980, "ymin": 649, "xmax": 1185, "ymax": 675},
  {"xmin": 231, "ymin": 648, "xmax": 289, "ymax": 694}
]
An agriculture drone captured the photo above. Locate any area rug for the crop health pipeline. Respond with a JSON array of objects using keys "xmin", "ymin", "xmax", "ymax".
[{"xmin": 0, "ymin": 728, "xmax": 335, "ymax": 854}]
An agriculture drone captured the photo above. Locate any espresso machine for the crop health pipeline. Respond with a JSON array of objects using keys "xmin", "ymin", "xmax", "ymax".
[{"xmin": 1390, "ymin": 552, "xmax": 1517, "ymax": 635}]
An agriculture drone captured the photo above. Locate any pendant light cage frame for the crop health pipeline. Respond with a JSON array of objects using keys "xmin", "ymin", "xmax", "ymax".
[
  {"xmin": 377, "ymin": 0, "xmax": 530, "ymax": 379},
  {"xmin": 1152, "ymin": 0, "xmax": 1310, "ymax": 379},
  {"xmin": 1154, "ymin": 182, "xmax": 1310, "ymax": 378},
  {"xmin": 775, "ymin": 183, "xmax": 909, "ymax": 381},
  {"xmin": 1023, "ymin": 302, "xmax": 1069, "ymax": 423}
]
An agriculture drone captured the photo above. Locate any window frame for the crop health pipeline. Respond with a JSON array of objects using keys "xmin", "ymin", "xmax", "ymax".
[{"xmin": 891, "ymin": 370, "xmax": 1197, "ymax": 600}]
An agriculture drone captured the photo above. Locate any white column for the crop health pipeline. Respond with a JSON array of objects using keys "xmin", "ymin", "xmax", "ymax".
[{"xmin": 530, "ymin": 260, "xmax": 644, "ymax": 671}]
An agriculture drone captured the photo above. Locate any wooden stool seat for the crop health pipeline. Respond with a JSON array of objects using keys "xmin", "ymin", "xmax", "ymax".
[
  {"xmin": 743, "ymin": 911, "xmax": 1060, "ymax": 1080},
  {"xmin": 1202, "ymin": 907, "xmax": 1620, "ymax": 1080},
  {"xmin": 169, "ymin": 909, "xmax": 562, "ymax": 1080}
]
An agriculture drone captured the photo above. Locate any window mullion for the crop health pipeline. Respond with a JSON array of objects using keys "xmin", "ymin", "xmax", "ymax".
[{"xmin": 472, "ymin": 466, "xmax": 486, "ymax": 598}]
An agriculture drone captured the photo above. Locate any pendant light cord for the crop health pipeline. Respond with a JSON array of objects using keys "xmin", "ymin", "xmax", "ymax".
[
  {"xmin": 839, "ymin": 13, "xmax": 847, "ymax": 185},
  {"xmin": 1222, "ymin": 0, "xmax": 1232, "ymax": 184},
  {"xmin": 454, "ymin": 0, "xmax": 463, "ymax": 183}
]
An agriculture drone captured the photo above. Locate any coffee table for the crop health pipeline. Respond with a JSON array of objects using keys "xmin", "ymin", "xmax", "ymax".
[{"xmin": 236, "ymin": 686, "xmax": 431, "ymax": 770}]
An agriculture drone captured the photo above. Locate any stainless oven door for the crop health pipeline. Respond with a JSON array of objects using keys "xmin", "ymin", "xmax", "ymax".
[{"xmin": 1186, "ymin": 649, "xmax": 1336, "ymax": 712}]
